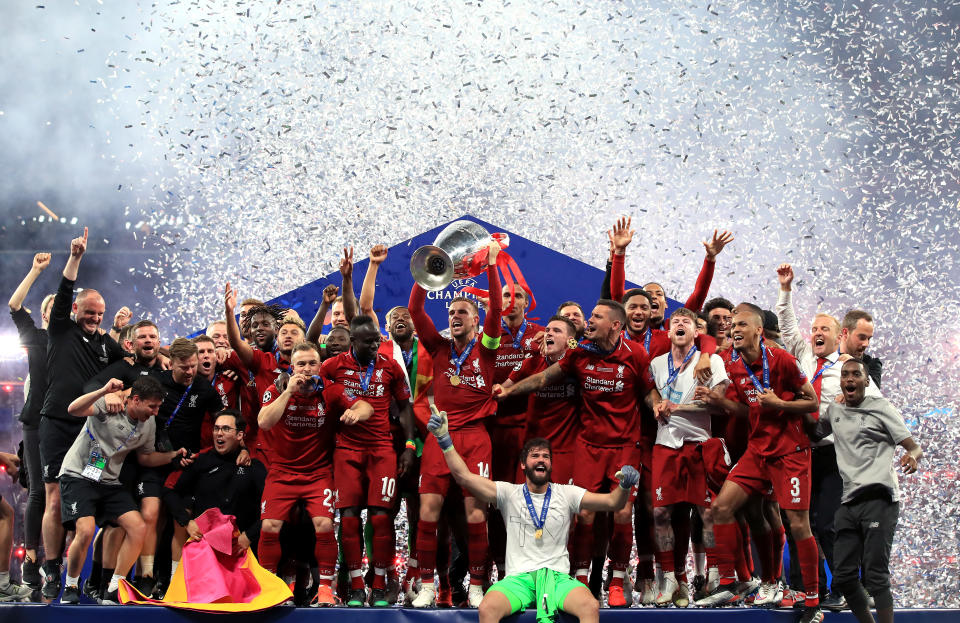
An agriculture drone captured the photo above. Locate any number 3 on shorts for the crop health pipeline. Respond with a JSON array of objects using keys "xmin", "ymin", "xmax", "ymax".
[
  {"xmin": 790, "ymin": 477, "xmax": 800, "ymax": 497},
  {"xmin": 476, "ymin": 461, "xmax": 490, "ymax": 478}
]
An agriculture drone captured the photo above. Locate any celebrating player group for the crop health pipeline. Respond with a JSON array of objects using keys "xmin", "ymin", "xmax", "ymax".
[{"xmin": 2, "ymin": 220, "xmax": 921, "ymax": 623}]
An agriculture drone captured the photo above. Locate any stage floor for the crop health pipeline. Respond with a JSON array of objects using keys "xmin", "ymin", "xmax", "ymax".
[{"xmin": 2, "ymin": 604, "xmax": 959, "ymax": 623}]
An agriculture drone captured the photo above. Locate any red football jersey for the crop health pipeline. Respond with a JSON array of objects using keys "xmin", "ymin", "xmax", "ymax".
[
  {"xmin": 724, "ymin": 345, "xmax": 809, "ymax": 458},
  {"xmin": 509, "ymin": 353, "xmax": 581, "ymax": 451},
  {"xmin": 492, "ymin": 320, "xmax": 545, "ymax": 428},
  {"xmin": 557, "ymin": 338, "xmax": 655, "ymax": 447},
  {"xmin": 408, "ymin": 260, "xmax": 503, "ymax": 430},
  {"xmin": 260, "ymin": 383, "xmax": 356, "ymax": 473},
  {"xmin": 320, "ymin": 350, "xmax": 410, "ymax": 450}
]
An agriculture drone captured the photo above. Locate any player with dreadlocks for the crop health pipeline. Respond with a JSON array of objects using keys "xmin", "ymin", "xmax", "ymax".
[{"xmin": 223, "ymin": 284, "xmax": 302, "ymax": 463}]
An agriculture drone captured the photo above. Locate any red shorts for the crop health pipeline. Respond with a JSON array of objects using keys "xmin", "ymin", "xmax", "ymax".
[
  {"xmin": 514, "ymin": 447, "xmax": 575, "ymax": 485},
  {"xmin": 727, "ymin": 446, "xmax": 811, "ymax": 510},
  {"xmin": 573, "ymin": 438, "xmax": 640, "ymax": 498},
  {"xmin": 334, "ymin": 445, "xmax": 398, "ymax": 510},
  {"xmin": 490, "ymin": 425, "xmax": 525, "ymax": 484},
  {"xmin": 651, "ymin": 438, "xmax": 731, "ymax": 508},
  {"xmin": 261, "ymin": 468, "xmax": 335, "ymax": 521},
  {"xmin": 419, "ymin": 426, "xmax": 492, "ymax": 498}
]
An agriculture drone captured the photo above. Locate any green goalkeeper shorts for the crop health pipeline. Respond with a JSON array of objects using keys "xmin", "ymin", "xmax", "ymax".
[{"xmin": 487, "ymin": 568, "xmax": 585, "ymax": 620}]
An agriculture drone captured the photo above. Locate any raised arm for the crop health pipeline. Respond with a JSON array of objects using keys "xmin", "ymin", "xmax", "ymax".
[
  {"xmin": 358, "ymin": 244, "xmax": 388, "ymax": 330},
  {"xmin": 9, "ymin": 253, "xmax": 51, "ymax": 312},
  {"xmin": 481, "ymin": 240, "xmax": 503, "ymax": 340},
  {"xmin": 63, "ymin": 227, "xmax": 88, "ymax": 282},
  {"xmin": 775, "ymin": 264, "xmax": 808, "ymax": 357},
  {"xmin": 68, "ymin": 378, "xmax": 124, "ymax": 418},
  {"xmin": 224, "ymin": 282, "xmax": 255, "ymax": 368},
  {"xmin": 684, "ymin": 230, "xmax": 733, "ymax": 312},
  {"xmin": 580, "ymin": 466, "xmax": 638, "ymax": 511},
  {"xmin": 339, "ymin": 246, "xmax": 358, "ymax": 323},
  {"xmin": 408, "ymin": 285, "xmax": 445, "ymax": 352},
  {"xmin": 607, "ymin": 216, "xmax": 633, "ymax": 303},
  {"xmin": 427, "ymin": 407, "xmax": 497, "ymax": 504},
  {"xmin": 307, "ymin": 284, "xmax": 339, "ymax": 344}
]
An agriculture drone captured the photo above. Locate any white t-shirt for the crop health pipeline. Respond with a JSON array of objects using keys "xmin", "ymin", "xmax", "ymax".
[
  {"xmin": 650, "ymin": 349, "xmax": 728, "ymax": 449},
  {"xmin": 495, "ymin": 481, "xmax": 586, "ymax": 576}
]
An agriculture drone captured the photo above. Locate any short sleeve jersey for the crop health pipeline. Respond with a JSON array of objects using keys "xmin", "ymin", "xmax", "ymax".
[
  {"xmin": 492, "ymin": 321, "xmax": 545, "ymax": 428},
  {"xmin": 724, "ymin": 345, "xmax": 809, "ymax": 458},
  {"xmin": 495, "ymin": 481, "xmax": 586, "ymax": 575},
  {"xmin": 650, "ymin": 350, "xmax": 728, "ymax": 448},
  {"xmin": 261, "ymin": 384, "xmax": 357, "ymax": 473},
  {"xmin": 425, "ymin": 336, "xmax": 499, "ymax": 429},
  {"xmin": 509, "ymin": 354, "xmax": 581, "ymax": 451},
  {"xmin": 557, "ymin": 339, "xmax": 655, "ymax": 447},
  {"xmin": 59, "ymin": 397, "xmax": 156, "ymax": 485},
  {"xmin": 625, "ymin": 329, "xmax": 671, "ymax": 359},
  {"xmin": 320, "ymin": 351, "xmax": 410, "ymax": 449}
]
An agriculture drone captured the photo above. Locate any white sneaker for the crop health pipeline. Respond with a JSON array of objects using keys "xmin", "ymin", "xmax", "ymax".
[
  {"xmin": 655, "ymin": 573, "xmax": 678, "ymax": 606},
  {"xmin": 673, "ymin": 581, "xmax": 691, "ymax": 608},
  {"xmin": 754, "ymin": 580, "xmax": 783, "ymax": 607},
  {"xmin": 741, "ymin": 576, "xmax": 762, "ymax": 597},
  {"xmin": 403, "ymin": 578, "xmax": 421, "ymax": 605},
  {"xmin": 467, "ymin": 584, "xmax": 484, "ymax": 608},
  {"xmin": 411, "ymin": 584, "xmax": 436, "ymax": 608},
  {"xmin": 640, "ymin": 578, "xmax": 658, "ymax": 605},
  {"xmin": 707, "ymin": 567, "xmax": 720, "ymax": 593}
]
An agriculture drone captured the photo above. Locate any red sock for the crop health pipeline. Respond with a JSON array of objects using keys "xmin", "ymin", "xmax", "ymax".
[
  {"xmin": 737, "ymin": 519, "xmax": 754, "ymax": 577},
  {"xmin": 796, "ymin": 535, "xmax": 820, "ymax": 607},
  {"xmin": 370, "ymin": 514, "xmax": 393, "ymax": 590},
  {"xmin": 467, "ymin": 522, "xmax": 488, "ymax": 585},
  {"xmin": 572, "ymin": 521, "xmax": 594, "ymax": 581},
  {"xmin": 340, "ymin": 516, "xmax": 365, "ymax": 589},
  {"xmin": 314, "ymin": 530, "xmax": 338, "ymax": 585},
  {"xmin": 752, "ymin": 527, "xmax": 774, "ymax": 583},
  {"xmin": 257, "ymin": 530, "xmax": 282, "ymax": 573},
  {"xmin": 655, "ymin": 549, "xmax": 675, "ymax": 574},
  {"xmin": 416, "ymin": 520, "xmax": 438, "ymax": 584},
  {"xmin": 773, "ymin": 525, "xmax": 786, "ymax": 579},
  {"xmin": 712, "ymin": 522, "xmax": 739, "ymax": 583},
  {"xmin": 608, "ymin": 522, "xmax": 633, "ymax": 587}
]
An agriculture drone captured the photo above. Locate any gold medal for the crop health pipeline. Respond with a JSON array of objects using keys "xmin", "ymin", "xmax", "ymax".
[
  {"xmin": 535, "ymin": 529, "xmax": 543, "ymax": 539},
  {"xmin": 567, "ymin": 338, "xmax": 578, "ymax": 349},
  {"xmin": 450, "ymin": 375, "xmax": 461, "ymax": 386}
]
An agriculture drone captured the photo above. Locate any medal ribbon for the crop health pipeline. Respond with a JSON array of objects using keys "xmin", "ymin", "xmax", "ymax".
[
  {"xmin": 522, "ymin": 483, "xmax": 551, "ymax": 537},
  {"xmin": 578, "ymin": 336, "xmax": 620, "ymax": 357},
  {"xmin": 666, "ymin": 346, "xmax": 698, "ymax": 388},
  {"xmin": 86, "ymin": 419, "xmax": 139, "ymax": 454},
  {"xmin": 450, "ymin": 337, "xmax": 476, "ymax": 376},
  {"xmin": 810, "ymin": 357, "xmax": 837, "ymax": 385},
  {"xmin": 502, "ymin": 318, "xmax": 528, "ymax": 350},
  {"xmin": 165, "ymin": 382, "xmax": 195, "ymax": 428},
  {"xmin": 351, "ymin": 350, "xmax": 377, "ymax": 392},
  {"xmin": 738, "ymin": 343, "xmax": 771, "ymax": 392}
]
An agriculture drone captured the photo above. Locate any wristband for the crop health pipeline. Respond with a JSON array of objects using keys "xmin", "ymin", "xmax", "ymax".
[
  {"xmin": 436, "ymin": 433, "xmax": 454, "ymax": 453},
  {"xmin": 405, "ymin": 440, "xmax": 417, "ymax": 451},
  {"xmin": 112, "ymin": 325, "xmax": 122, "ymax": 332}
]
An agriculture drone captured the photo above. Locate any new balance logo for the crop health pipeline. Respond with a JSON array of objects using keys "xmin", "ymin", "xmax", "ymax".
[
  {"xmin": 261, "ymin": 500, "xmax": 266, "ymax": 515},
  {"xmin": 869, "ymin": 521, "xmax": 880, "ymax": 528},
  {"xmin": 791, "ymin": 497, "xmax": 801, "ymax": 504}
]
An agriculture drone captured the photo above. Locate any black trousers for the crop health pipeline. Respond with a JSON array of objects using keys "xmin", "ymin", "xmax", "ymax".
[
  {"xmin": 788, "ymin": 444, "xmax": 843, "ymax": 595},
  {"xmin": 832, "ymin": 492, "xmax": 898, "ymax": 611}
]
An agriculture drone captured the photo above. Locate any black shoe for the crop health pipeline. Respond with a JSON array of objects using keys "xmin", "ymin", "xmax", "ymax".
[
  {"xmin": 82, "ymin": 576, "xmax": 102, "ymax": 601},
  {"xmin": 100, "ymin": 588, "xmax": 120, "ymax": 605},
  {"xmin": 60, "ymin": 584, "xmax": 81, "ymax": 604},
  {"xmin": 371, "ymin": 588, "xmax": 389, "ymax": 607},
  {"xmin": 40, "ymin": 561, "xmax": 61, "ymax": 601},
  {"xmin": 21, "ymin": 558, "xmax": 42, "ymax": 588},
  {"xmin": 821, "ymin": 592, "xmax": 847, "ymax": 611},
  {"xmin": 799, "ymin": 605, "xmax": 824, "ymax": 623},
  {"xmin": 347, "ymin": 588, "xmax": 367, "ymax": 607},
  {"xmin": 135, "ymin": 575, "xmax": 157, "ymax": 598}
]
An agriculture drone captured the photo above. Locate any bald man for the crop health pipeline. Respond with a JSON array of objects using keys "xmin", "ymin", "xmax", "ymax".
[{"xmin": 38, "ymin": 228, "xmax": 129, "ymax": 601}]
